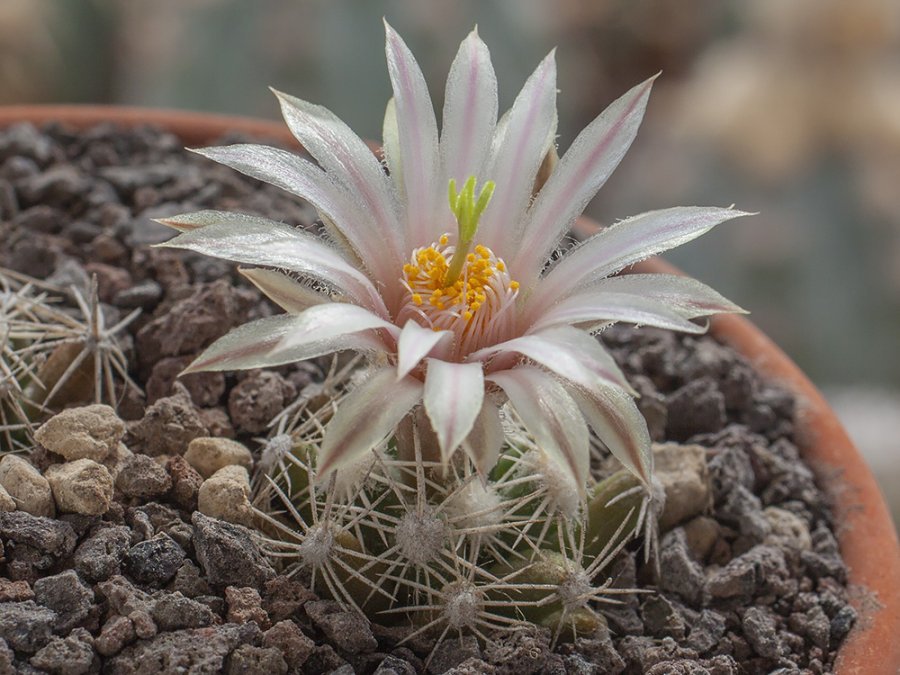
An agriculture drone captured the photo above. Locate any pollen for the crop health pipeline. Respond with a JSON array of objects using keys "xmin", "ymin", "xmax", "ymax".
[{"xmin": 398, "ymin": 234, "xmax": 520, "ymax": 357}]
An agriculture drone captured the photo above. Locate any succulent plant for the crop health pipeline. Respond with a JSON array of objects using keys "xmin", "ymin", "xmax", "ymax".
[
  {"xmin": 0, "ymin": 269, "xmax": 140, "ymax": 454},
  {"xmin": 19, "ymin": 276, "xmax": 141, "ymax": 410},
  {"xmin": 253, "ymin": 364, "xmax": 658, "ymax": 645},
  {"xmin": 158, "ymin": 22, "xmax": 746, "ymax": 642},
  {"xmin": 0, "ymin": 272, "xmax": 46, "ymax": 453}
]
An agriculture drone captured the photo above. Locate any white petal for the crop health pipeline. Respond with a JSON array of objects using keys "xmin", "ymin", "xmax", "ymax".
[
  {"xmin": 586, "ymin": 274, "xmax": 746, "ymax": 318},
  {"xmin": 488, "ymin": 366, "xmax": 589, "ymax": 492},
  {"xmin": 384, "ymin": 20, "xmax": 440, "ymax": 248},
  {"xmin": 570, "ymin": 386, "xmax": 653, "ymax": 486},
  {"xmin": 155, "ymin": 210, "xmax": 232, "ymax": 232},
  {"xmin": 318, "ymin": 368, "xmax": 423, "ymax": 478},
  {"xmin": 468, "ymin": 325, "xmax": 633, "ymax": 395},
  {"xmin": 424, "ymin": 359, "xmax": 484, "ymax": 464},
  {"xmin": 382, "ymin": 98, "xmax": 404, "ymax": 201},
  {"xmin": 479, "ymin": 51, "xmax": 557, "ymax": 256},
  {"xmin": 272, "ymin": 90, "xmax": 403, "ymax": 261},
  {"xmin": 191, "ymin": 145, "xmax": 401, "ymax": 289},
  {"xmin": 527, "ymin": 291, "xmax": 708, "ymax": 334},
  {"xmin": 514, "ymin": 76, "xmax": 656, "ymax": 282},
  {"xmin": 184, "ymin": 314, "xmax": 385, "ymax": 373},
  {"xmin": 275, "ymin": 303, "xmax": 398, "ymax": 355},
  {"xmin": 239, "ymin": 268, "xmax": 329, "ymax": 314},
  {"xmin": 396, "ymin": 320, "xmax": 451, "ymax": 380},
  {"xmin": 531, "ymin": 207, "xmax": 752, "ymax": 312},
  {"xmin": 159, "ymin": 214, "xmax": 387, "ymax": 315},
  {"xmin": 440, "ymin": 28, "xmax": 498, "ymax": 185},
  {"xmin": 461, "ymin": 397, "xmax": 504, "ymax": 477}
]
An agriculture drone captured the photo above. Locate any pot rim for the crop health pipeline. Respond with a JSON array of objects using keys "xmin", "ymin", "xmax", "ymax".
[
  {"xmin": 2, "ymin": 104, "xmax": 898, "ymax": 673},
  {"xmin": 0, "ymin": 104, "xmax": 304, "ymax": 149}
]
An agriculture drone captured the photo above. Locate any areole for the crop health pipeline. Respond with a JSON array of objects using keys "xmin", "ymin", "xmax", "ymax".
[{"xmin": 0, "ymin": 104, "xmax": 897, "ymax": 674}]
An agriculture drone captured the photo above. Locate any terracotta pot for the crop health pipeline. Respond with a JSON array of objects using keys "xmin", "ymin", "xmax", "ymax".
[{"xmin": 2, "ymin": 105, "xmax": 898, "ymax": 674}]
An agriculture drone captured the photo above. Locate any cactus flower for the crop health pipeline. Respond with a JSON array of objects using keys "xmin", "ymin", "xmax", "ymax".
[{"xmin": 160, "ymin": 22, "xmax": 747, "ymax": 490}]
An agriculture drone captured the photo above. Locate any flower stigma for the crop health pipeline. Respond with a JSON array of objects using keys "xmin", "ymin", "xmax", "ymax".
[
  {"xmin": 399, "ymin": 176, "xmax": 520, "ymax": 356},
  {"xmin": 445, "ymin": 176, "xmax": 495, "ymax": 287}
]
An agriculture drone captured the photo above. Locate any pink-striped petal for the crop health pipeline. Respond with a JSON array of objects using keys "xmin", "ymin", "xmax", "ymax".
[
  {"xmin": 440, "ymin": 28, "xmax": 498, "ymax": 186},
  {"xmin": 586, "ymin": 274, "xmax": 746, "ymax": 318},
  {"xmin": 396, "ymin": 320, "xmax": 451, "ymax": 380},
  {"xmin": 514, "ymin": 76, "xmax": 656, "ymax": 282},
  {"xmin": 159, "ymin": 213, "xmax": 387, "ymax": 316},
  {"xmin": 468, "ymin": 325, "xmax": 634, "ymax": 395},
  {"xmin": 527, "ymin": 292, "xmax": 707, "ymax": 334},
  {"xmin": 530, "ymin": 207, "xmax": 752, "ymax": 313},
  {"xmin": 273, "ymin": 90, "xmax": 403, "ymax": 264},
  {"xmin": 384, "ymin": 20, "xmax": 440, "ymax": 248},
  {"xmin": 318, "ymin": 368, "xmax": 423, "ymax": 478},
  {"xmin": 184, "ymin": 314, "xmax": 385, "ymax": 374},
  {"xmin": 274, "ymin": 303, "xmax": 398, "ymax": 355},
  {"xmin": 461, "ymin": 397, "xmax": 504, "ymax": 477},
  {"xmin": 155, "ymin": 210, "xmax": 229, "ymax": 232},
  {"xmin": 570, "ymin": 386, "xmax": 653, "ymax": 486},
  {"xmin": 424, "ymin": 359, "xmax": 484, "ymax": 464},
  {"xmin": 478, "ymin": 51, "xmax": 557, "ymax": 256},
  {"xmin": 488, "ymin": 366, "xmax": 589, "ymax": 492},
  {"xmin": 189, "ymin": 146, "xmax": 352, "ymax": 226},
  {"xmin": 239, "ymin": 268, "xmax": 329, "ymax": 314},
  {"xmin": 189, "ymin": 146, "xmax": 396, "ymax": 284},
  {"xmin": 382, "ymin": 98, "xmax": 403, "ymax": 201}
]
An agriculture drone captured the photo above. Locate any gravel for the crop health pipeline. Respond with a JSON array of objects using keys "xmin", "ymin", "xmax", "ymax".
[
  {"xmin": 123, "ymin": 533, "xmax": 185, "ymax": 587},
  {"xmin": 191, "ymin": 512, "xmax": 275, "ymax": 589},
  {"xmin": 33, "ymin": 570, "xmax": 95, "ymax": 634},
  {"xmin": 105, "ymin": 622, "xmax": 262, "ymax": 675},
  {"xmin": 72, "ymin": 525, "xmax": 132, "ymax": 582},
  {"xmin": 0, "ymin": 601, "xmax": 57, "ymax": 653},
  {"xmin": 0, "ymin": 511, "xmax": 76, "ymax": 560}
]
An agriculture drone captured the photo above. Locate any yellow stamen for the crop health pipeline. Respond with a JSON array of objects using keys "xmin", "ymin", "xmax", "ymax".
[{"xmin": 401, "ymin": 233, "xmax": 519, "ymax": 337}]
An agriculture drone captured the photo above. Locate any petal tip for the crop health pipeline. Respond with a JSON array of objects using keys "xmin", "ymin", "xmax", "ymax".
[{"xmin": 383, "ymin": 17, "xmax": 398, "ymax": 40}]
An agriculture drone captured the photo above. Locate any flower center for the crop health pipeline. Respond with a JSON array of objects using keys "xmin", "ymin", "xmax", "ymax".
[
  {"xmin": 399, "ymin": 236, "xmax": 519, "ymax": 355},
  {"xmin": 396, "ymin": 176, "xmax": 520, "ymax": 357}
]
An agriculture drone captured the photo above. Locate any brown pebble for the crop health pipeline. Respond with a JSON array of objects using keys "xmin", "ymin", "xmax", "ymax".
[
  {"xmin": 166, "ymin": 455, "xmax": 204, "ymax": 511},
  {"xmin": 0, "ymin": 578, "xmax": 34, "ymax": 602},
  {"xmin": 263, "ymin": 576, "xmax": 316, "ymax": 623},
  {"xmin": 95, "ymin": 615, "xmax": 135, "ymax": 656},
  {"xmin": 263, "ymin": 620, "xmax": 315, "ymax": 671},
  {"xmin": 226, "ymin": 586, "xmax": 270, "ymax": 629},
  {"xmin": 84, "ymin": 262, "xmax": 132, "ymax": 303},
  {"xmin": 146, "ymin": 355, "xmax": 225, "ymax": 406},
  {"xmin": 128, "ymin": 609, "xmax": 157, "ymax": 639},
  {"xmin": 228, "ymin": 370, "xmax": 296, "ymax": 434},
  {"xmin": 196, "ymin": 407, "xmax": 235, "ymax": 439},
  {"xmin": 115, "ymin": 454, "xmax": 172, "ymax": 500},
  {"xmin": 129, "ymin": 387, "xmax": 207, "ymax": 456},
  {"xmin": 90, "ymin": 233, "xmax": 128, "ymax": 264}
]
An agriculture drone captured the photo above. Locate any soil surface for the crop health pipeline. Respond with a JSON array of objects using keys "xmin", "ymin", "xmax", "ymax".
[{"xmin": 0, "ymin": 122, "xmax": 855, "ymax": 674}]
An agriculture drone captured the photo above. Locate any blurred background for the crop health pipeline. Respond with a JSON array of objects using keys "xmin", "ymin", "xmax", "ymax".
[{"xmin": 1, "ymin": 0, "xmax": 898, "ymax": 523}]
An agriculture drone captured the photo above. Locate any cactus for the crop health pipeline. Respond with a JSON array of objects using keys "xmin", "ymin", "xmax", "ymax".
[
  {"xmin": 21, "ymin": 276, "xmax": 142, "ymax": 410},
  {"xmin": 0, "ymin": 274, "xmax": 46, "ymax": 453},
  {"xmin": 0, "ymin": 269, "xmax": 141, "ymax": 454},
  {"xmin": 253, "ymin": 362, "xmax": 660, "ymax": 645}
]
